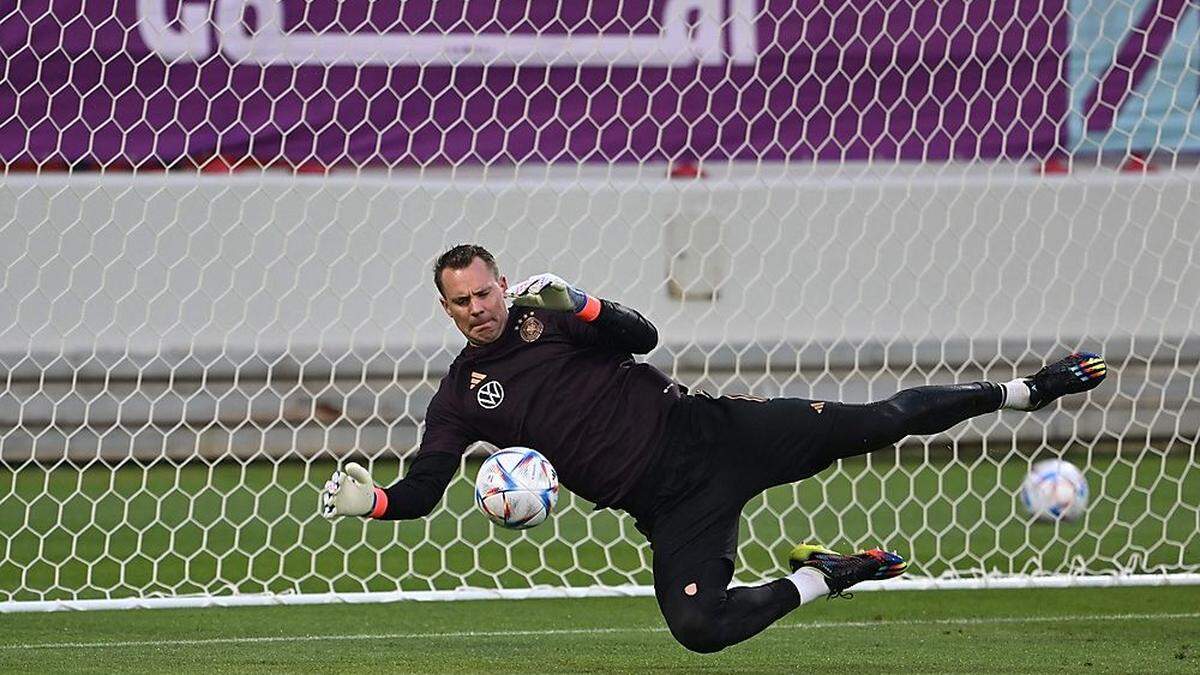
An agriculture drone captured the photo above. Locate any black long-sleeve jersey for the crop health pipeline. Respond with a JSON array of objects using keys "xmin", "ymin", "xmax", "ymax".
[{"xmin": 375, "ymin": 299, "xmax": 683, "ymax": 519}]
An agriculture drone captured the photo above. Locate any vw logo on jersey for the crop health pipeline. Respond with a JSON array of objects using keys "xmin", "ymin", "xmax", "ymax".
[{"xmin": 476, "ymin": 380, "xmax": 505, "ymax": 409}]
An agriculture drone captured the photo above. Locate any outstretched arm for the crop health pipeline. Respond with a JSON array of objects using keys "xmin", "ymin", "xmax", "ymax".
[
  {"xmin": 320, "ymin": 396, "xmax": 470, "ymax": 520},
  {"xmin": 374, "ymin": 452, "xmax": 459, "ymax": 519},
  {"xmin": 320, "ymin": 452, "xmax": 458, "ymax": 520},
  {"xmin": 506, "ymin": 273, "xmax": 658, "ymax": 354}
]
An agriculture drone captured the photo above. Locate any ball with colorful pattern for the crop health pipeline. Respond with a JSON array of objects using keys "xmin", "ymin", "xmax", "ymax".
[{"xmin": 474, "ymin": 447, "xmax": 559, "ymax": 529}]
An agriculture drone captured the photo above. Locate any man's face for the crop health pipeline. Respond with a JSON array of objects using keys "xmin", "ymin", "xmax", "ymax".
[{"xmin": 439, "ymin": 257, "xmax": 509, "ymax": 346}]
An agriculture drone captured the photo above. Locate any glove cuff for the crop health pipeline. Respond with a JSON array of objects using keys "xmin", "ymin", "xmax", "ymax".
[
  {"xmin": 369, "ymin": 487, "xmax": 389, "ymax": 518},
  {"xmin": 575, "ymin": 295, "xmax": 601, "ymax": 322}
]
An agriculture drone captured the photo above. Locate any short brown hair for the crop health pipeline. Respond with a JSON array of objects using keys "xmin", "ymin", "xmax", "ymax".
[{"xmin": 433, "ymin": 244, "xmax": 500, "ymax": 296}]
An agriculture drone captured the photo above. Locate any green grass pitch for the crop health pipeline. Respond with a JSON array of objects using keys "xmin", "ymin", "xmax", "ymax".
[
  {"xmin": 1, "ymin": 451, "xmax": 1197, "ymax": 671},
  {"xmin": 2, "ymin": 453, "xmax": 1196, "ymax": 600},
  {"xmin": 1, "ymin": 587, "xmax": 1198, "ymax": 672}
]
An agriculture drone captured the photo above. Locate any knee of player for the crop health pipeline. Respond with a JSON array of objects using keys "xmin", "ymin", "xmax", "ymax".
[{"xmin": 668, "ymin": 611, "xmax": 727, "ymax": 654}]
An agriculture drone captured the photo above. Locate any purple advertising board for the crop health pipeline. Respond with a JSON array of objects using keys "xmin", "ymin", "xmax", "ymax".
[{"xmin": 1, "ymin": 1, "xmax": 1069, "ymax": 167}]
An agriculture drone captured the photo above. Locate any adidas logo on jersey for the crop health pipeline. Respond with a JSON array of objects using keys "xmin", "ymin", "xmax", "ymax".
[{"xmin": 470, "ymin": 372, "xmax": 487, "ymax": 389}]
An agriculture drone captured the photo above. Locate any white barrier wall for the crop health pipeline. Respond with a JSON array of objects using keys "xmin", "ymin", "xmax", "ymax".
[
  {"xmin": 5, "ymin": 165, "xmax": 1197, "ymax": 356},
  {"xmin": 2, "ymin": 164, "xmax": 1197, "ymax": 460}
]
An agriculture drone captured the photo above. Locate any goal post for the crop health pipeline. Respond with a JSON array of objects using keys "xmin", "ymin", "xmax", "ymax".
[{"xmin": 1, "ymin": 1, "xmax": 1198, "ymax": 612}]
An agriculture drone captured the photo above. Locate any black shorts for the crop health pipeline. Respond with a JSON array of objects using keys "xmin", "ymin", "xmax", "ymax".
[{"xmin": 623, "ymin": 392, "xmax": 842, "ymax": 582}]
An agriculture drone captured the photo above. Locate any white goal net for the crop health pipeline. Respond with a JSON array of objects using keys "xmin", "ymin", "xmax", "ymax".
[{"xmin": 1, "ymin": 0, "xmax": 1198, "ymax": 611}]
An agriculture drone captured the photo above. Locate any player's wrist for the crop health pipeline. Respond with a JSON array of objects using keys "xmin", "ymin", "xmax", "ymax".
[
  {"xmin": 369, "ymin": 487, "xmax": 388, "ymax": 518},
  {"xmin": 574, "ymin": 294, "xmax": 601, "ymax": 322}
]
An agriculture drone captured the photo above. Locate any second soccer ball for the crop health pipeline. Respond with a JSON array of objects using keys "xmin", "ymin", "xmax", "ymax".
[
  {"xmin": 474, "ymin": 447, "xmax": 559, "ymax": 529},
  {"xmin": 1020, "ymin": 459, "xmax": 1089, "ymax": 522}
]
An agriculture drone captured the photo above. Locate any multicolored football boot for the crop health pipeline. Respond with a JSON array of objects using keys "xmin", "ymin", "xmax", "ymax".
[
  {"xmin": 1020, "ymin": 352, "xmax": 1107, "ymax": 411},
  {"xmin": 788, "ymin": 543, "xmax": 908, "ymax": 599}
]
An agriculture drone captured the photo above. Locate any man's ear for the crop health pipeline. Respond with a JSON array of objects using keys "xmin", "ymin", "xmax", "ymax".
[
  {"xmin": 498, "ymin": 275, "xmax": 508, "ymax": 293},
  {"xmin": 439, "ymin": 296, "xmax": 451, "ymax": 317}
]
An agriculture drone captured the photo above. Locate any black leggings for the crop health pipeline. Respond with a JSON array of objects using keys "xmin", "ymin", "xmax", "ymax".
[
  {"xmin": 641, "ymin": 383, "xmax": 1002, "ymax": 653},
  {"xmin": 824, "ymin": 382, "xmax": 1003, "ymax": 461}
]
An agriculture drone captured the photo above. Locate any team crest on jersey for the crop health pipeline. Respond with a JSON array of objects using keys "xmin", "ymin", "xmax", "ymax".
[
  {"xmin": 519, "ymin": 315, "xmax": 544, "ymax": 342},
  {"xmin": 477, "ymin": 380, "xmax": 504, "ymax": 409}
]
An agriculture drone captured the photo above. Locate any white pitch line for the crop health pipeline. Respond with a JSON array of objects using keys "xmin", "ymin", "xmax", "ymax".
[{"xmin": 3, "ymin": 611, "xmax": 1198, "ymax": 651}]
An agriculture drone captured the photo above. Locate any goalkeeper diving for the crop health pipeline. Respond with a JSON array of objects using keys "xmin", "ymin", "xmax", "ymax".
[{"xmin": 320, "ymin": 244, "xmax": 1108, "ymax": 653}]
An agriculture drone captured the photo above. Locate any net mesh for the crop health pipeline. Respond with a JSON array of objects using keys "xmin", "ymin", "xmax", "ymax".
[{"xmin": 1, "ymin": 0, "xmax": 1198, "ymax": 605}]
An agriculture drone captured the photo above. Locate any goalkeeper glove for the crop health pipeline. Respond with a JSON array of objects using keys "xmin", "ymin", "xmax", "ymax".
[
  {"xmin": 506, "ymin": 273, "xmax": 599, "ymax": 319},
  {"xmin": 320, "ymin": 462, "xmax": 386, "ymax": 519}
]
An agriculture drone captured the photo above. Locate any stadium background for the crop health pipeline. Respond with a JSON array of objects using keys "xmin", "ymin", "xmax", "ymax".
[{"xmin": 0, "ymin": 1, "xmax": 1198, "ymax": 669}]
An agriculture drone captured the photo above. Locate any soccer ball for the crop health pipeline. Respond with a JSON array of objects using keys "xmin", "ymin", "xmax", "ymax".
[
  {"xmin": 1020, "ymin": 459, "xmax": 1089, "ymax": 522},
  {"xmin": 474, "ymin": 447, "xmax": 558, "ymax": 529}
]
